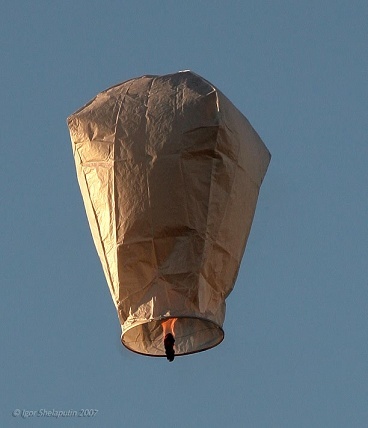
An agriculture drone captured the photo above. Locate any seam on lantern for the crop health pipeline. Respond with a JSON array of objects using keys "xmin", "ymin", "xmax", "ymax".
[
  {"xmin": 112, "ymin": 80, "xmax": 136, "ymax": 300},
  {"xmin": 144, "ymin": 77, "xmax": 160, "ymax": 274}
]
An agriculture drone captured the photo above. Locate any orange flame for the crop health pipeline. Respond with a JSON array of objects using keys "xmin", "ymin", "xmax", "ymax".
[{"xmin": 162, "ymin": 318, "xmax": 177, "ymax": 337}]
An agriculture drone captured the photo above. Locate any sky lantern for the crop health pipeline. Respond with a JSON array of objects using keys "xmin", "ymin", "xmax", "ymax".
[{"xmin": 67, "ymin": 71, "xmax": 270, "ymax": 361}]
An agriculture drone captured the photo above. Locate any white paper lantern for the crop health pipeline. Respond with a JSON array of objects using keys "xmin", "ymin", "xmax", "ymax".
[{"xmin": 67, "ymin": 71, "xmax": 270, "ymax": 360}]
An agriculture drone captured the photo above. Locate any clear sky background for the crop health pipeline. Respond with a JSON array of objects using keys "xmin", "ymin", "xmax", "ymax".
[{"xmin": 1, "ymin": 1, "xmax": 367, "ymax": 427}]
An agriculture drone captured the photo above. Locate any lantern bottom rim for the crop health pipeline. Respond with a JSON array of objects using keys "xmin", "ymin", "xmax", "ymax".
[{"xmin": 121, "ymin": 316, "xmax": 224, "ymax": 358}]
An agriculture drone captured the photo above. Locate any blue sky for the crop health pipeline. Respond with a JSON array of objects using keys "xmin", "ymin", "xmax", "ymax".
[{"xmin": 1, "ymin": 1, "xmax": 367, "ymax": 427}]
